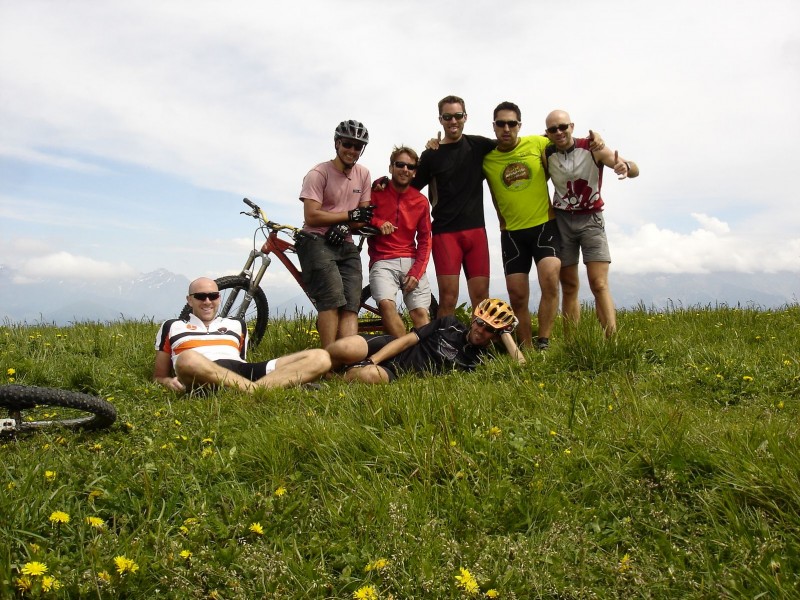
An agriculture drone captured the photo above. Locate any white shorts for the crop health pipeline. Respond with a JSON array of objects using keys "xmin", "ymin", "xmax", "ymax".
[{"xmin": 369, "ymin": 258, "xmax": 431, "ymax": 311}]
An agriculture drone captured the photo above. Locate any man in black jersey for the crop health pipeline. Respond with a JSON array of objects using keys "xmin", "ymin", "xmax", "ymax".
[{"xmin": 326, "ymin": 299, "xmax": 525, "ymax": 384}]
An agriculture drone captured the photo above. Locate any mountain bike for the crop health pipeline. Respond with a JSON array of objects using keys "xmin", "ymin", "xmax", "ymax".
[
  {"xmin": 179, "ymin": 198, "xmax": 437, "ymax": 347},
  {"xmin": 0, "ymin": 385, "xmax": 118, "ymax": 435}
]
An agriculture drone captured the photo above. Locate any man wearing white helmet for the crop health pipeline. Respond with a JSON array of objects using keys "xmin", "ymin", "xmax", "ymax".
[
  {"xmin": 326, "ymin": 298, "xmax": 525, "ymax": 384},
  {"xmin": 297, "ymin": 120, "xmax": 375, "ymax": 349}
]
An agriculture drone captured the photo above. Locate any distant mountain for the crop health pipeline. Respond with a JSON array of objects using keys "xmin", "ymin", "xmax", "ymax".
[
  {"xmin": 1, "ymin": 266, "xmax": 797, "ymax": 326},
  {"xmin": 0, "ymin": 267, "xmax": 191, "ymax": 326}
]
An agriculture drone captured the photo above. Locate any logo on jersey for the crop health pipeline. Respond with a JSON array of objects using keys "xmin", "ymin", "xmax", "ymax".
[{"xmin": 501, "ymin": 162, "xmax": 532, "ymax": 190}]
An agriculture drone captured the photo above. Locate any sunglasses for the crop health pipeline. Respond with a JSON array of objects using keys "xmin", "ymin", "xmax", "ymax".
[
  {"xmin": 546, "ymin": 123, "xmax": 571, "ymax": 134},
  {"xmin": 190, "ymin": 292, "xmax": 220, "ymax": 301},
  {"xmin": 494, "ymin": 119, "xmax": 519, "ymax": 129},
  {"xmin": 393, "ymin": 161, "xmax": 417, "ymax": 170},
  {"xmin": 440, "ymin": 112, "xmax": 466, "ymax": 121},
  {"xmin": 473, "ymin": 317, "xmax": 502, "ymax": 334},
  {"xmin": 340, "ymin": 140, "xmax": 365, "ymax": 151}
]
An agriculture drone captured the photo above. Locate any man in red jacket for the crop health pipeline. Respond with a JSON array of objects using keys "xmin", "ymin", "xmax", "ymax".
[{"xmin": 368, "ymin": 146, "xmax": 433, "ymax": 337}]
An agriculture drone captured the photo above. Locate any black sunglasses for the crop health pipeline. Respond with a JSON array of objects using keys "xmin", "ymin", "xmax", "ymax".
[
  {"xmin": 393, "ymin": 161, "xmax": 417, "ymax": 170},
  {"xmin": 473, "ymin": 317, "xmax": 502, "ymax": 334},
  {"xmin": 190, "ymin": 292, "xmax": 220, "ymax": 301},
  {"xmin": 340, "ymin": 140, "xmax": 365, "ymax": 151},
  {"xmin": 546, "ymin": 123, "xmax": 571, "ymax": 134},
  {"xmin": 440, "ymin": 112, "xmax": 466, "ymax": 121},
  {"xmin": 494, "ymin": 119, "xmax": 519, "ymax": 129}
]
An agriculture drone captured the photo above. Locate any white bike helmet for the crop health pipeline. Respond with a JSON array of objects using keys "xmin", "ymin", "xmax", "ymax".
[{"xmin": 334, "ymin": 120, "xmax": 369, "ymax": 145}]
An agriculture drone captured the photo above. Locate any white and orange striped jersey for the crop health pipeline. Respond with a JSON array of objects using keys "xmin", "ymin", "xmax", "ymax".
[{"xmin": 155, "ymin": 314, "xmax": 248, "ymax": 367}]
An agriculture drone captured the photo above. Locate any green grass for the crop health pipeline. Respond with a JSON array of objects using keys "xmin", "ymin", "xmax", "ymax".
[{"xmin": 1, "ymin": 305, "xmax": 799, "ymax": 599}]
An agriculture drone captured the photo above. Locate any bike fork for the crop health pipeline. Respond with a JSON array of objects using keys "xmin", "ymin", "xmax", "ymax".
[{"xmin": 222, "ymin": 250, "xmax": 272, "ymax": 319}]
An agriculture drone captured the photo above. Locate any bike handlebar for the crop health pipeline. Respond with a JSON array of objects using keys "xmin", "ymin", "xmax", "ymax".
[{"xmin": 240, "ymin": 197, "xmax": 374, "ymax": 240}]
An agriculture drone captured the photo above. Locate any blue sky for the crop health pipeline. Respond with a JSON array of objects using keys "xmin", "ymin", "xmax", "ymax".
[{"xmin": 2, "ymin": 0, "xmax": 799, "ymax": 304}]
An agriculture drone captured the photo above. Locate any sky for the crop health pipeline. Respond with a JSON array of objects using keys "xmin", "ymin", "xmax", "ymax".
[{"xmin": 1, "ymin": 0, "xmax": 799, "ymax": 304}]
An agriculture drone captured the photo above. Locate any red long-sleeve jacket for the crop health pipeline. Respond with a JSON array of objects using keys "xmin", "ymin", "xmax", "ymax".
[{"xmin": 368, "ymin": 183, "xmax": 432, "ymax": 281}]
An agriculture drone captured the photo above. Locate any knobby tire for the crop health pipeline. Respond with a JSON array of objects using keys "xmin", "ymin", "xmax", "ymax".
[{"xmin": 0, "ymin": 385, "xmax": 117, "ymax": 432}]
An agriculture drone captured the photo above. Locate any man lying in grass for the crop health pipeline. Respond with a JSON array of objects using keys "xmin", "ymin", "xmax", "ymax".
[
  {"xmin": 153, "ymin": 277, "xmax": 330, "ymax": 393},
  {"xmin": 327, "ymin": 298, "xmax": 525, "ymax": 384}
]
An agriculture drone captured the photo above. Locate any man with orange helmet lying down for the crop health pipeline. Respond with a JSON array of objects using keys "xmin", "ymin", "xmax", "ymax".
[{"xmin": 326, "ymin": 299, "xmax": 525, "ymax": 384}]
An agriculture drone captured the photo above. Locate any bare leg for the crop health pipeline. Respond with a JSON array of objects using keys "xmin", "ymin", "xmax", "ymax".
[
  {"xmin": 436, "ymin": 274, "xmax": 460, "ymax": 317},
  {"xmin": 409, "ymin": 307, "xmax": 430, "ymax": 329},
  {"xmin": 326, "ymin": 335, "xmax": 370, "ymax": 371},
  {"xmin": 536, "ymin": 256, "xmax": 561, "ymax": 340},
  {"xmin": 560, "ymin": 263, "xmax": 581, "ymax": 335},
  {"xmin": 254, "ymin": 349, "xmax": 331, "ymax": 388},
  {"xmin": 586, "ymin": 261, "xmax": 616, "ymax": 337},
  {"xmin": 343, "ymin": 364, "xmax": 390, "ymax": 384},
  {"xmin": 175, "ymin": 350, "xmax": 259, "ymax": 393},
  {"xmin": 466, "ymin": 276, "xmax": 490, "ymax": 310},
  {"xmin": 337, "ymin": 309, "xmax": 358, "ymax": 339},
  {"xmin": 505, "ymin": 273, "xmax": 532, "ymax": 347},
  {"xmin": 317, "ymin": 309, "xmax": 339, "ymax": 349},
  {"xmin": 378, "ymin": 299, "xmax": 407, "ymax": 338}
]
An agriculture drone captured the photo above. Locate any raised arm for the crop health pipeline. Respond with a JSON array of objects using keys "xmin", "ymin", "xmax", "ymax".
[{"xmin": 593, "ymin": 147, "xmax": 640, "ymax": 180}]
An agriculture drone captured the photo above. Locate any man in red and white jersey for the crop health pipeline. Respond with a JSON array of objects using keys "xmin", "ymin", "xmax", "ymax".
[
  {"xmin": 543, "ymin": 109, "xmax": 639, "ymax": 337},
  {"xmin": 153, "ymin": 277, "xmax": 330, "ymax": 393}
]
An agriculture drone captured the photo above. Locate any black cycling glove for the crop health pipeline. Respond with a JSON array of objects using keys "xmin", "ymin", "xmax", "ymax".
[
  {"xmin": 347, "ymin": 205, "xmax": 375, "ymax": 223},
  {"xmin": 325, "ymin": 223, "xmax": 350, "ymax": 246}
]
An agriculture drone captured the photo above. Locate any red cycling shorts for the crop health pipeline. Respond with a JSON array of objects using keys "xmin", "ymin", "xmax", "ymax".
[{"xmin": 431, "ymin": 227, "xmax": 490, "ymax": 279}]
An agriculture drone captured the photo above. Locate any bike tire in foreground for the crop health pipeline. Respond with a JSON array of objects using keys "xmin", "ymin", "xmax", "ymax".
[{"xmin": 0, "ymin": 385, "xmax": 117, "ymax": 433}]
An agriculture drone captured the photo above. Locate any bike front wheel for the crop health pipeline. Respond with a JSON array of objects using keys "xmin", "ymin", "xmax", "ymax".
[
  {"xmin": 0, "ymin": 385, "xmax": 118, "ymax": 433},
  {"xmin": 179, "ymin": 275, "xmax": 269, "ymax": 348}
]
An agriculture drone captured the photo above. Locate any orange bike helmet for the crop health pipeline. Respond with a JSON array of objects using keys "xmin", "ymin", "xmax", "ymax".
[{"xmin": 473, "ymin": 298, "xmax": 518, "ymax": 333}]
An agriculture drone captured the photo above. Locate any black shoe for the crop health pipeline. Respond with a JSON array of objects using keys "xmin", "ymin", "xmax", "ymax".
[{"xmin": 536, "ymin": 337, "xmax": 550, "ymax": 351}]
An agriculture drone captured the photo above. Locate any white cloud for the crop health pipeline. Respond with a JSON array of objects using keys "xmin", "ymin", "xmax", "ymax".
[
  {"xmin": 1, "ymin": 0, "xmax": 799, "ymax": 285},
  {"xmin": 14, "ymin": 252, "xmax": 137, "ymax": 281}
]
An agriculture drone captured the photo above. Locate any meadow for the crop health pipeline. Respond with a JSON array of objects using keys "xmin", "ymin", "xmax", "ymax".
[{"xmin": 1, "ymin": 304, "xmax": 798, "ymax": 599}]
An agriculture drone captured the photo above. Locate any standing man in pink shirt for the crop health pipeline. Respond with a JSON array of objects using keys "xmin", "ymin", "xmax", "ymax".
[{"xmin": 296, "ymin": 120, "xmax": 375, "ymax": 349}]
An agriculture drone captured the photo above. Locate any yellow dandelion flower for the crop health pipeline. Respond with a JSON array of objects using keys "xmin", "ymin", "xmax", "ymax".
[
  {"xmin": 784, "ymin": 360, "xmax": 792, "ymax": 366},
  {"xmin": 489, "ymin": 426, "xmax": 501, "ymax": 437},
  {"xmin": 365, "ymin": 558, "xmax": 389, "ymax": 572},
  {"xmin": 274, "ymin": 486, "xmax": 287, "ymax": 497},
  {"xmin": 174, "ymin": 419, "xmax": 181, "ymax": 426},
  {"xmin": 742, "ymin": 375, "xmax": 753, "ymax": 382},
  {"xmin": 90, "ymin": 443, "xmax": 103, "ymax": 451},
  {"xmin": 6, "ymin": 368, "xmax": 15, "ymax": 376},
  {"xmin": 179, "ymin": 549, "xmax": 192, "ymax": 559},
  {"xmin": 564, "ymin": 448, "xmax": 572, "ymax": 455},
  {"xmin": 41, "ymin": 575, "xmax": 62, "ymax": 591},
  {"xmin": 538, "ymin": 382, "xmax": 545, "ymax": 389},
  {"xmin": 21, "ymin": 561, "xmax": 48, "ymax": 576},
  {"xmin": 49, "ymin": 511, "xmax": 70, "ymax": 524},
  {"xmin": 353, "ymin": 585, "xmax": 379, "ymax": 600},
  {"xmin": 15, "ymin": 576, "xmax": 32, "ymax": 592},
  {"xmin": 249, "ymin": 522, "xmax": 264, "ymax": 535},
  {"xmin": 44, "ymin": 470, "xmax": 56, "ymax": 482},
  {"xmin": 618, "ymin": 553, "xmax": 631, "ymax": 573},
  {"xmin": 455, "ymin": 567, "xmax": 480, "ymax": 594},
  {"xmin": 777, "ymin": 401, "xmax": 785, "ymax": 409},
  {"xmin": 450, "ymin": 440, "xmax": 457, "ymax": 447},
  {"xmin": 29, "ymin": 543, "xmax": 40, "ymax": 553},
  {"xmin": 88, "ymin": 489, "xmax": 103, "ymax": 501},
  {"xmin": 549, "ymin": 430, "xmax": 557, "ymax": 436},
  {"xmin": 486, "ymin": 590, "xmax": 500, "ymax": 598},
  {"xmin": 201, "ymin": 446, "xmax": 213, "ymax": 458},
  {"xmin": 179, "ymin": 525, "xmax": 190, "ymax": 534},
  {"xmin": 98, "ymin": 570, "xmax": 112, "ymax": 584},
  {"xmin": 607, "ymin": 404, "xmax": 614, "ymax": 411},
  {"xmin": 114, "ymin": 555, "xmax": 140, "ymax": 575},
  {"xmin": 7, "ymin": 481, "xmax": 16, "ymax": 490},
  {"xmin": 202, "ymin": 437, "xmax": 214, "ymax": 444},
  {"xmin": 86, "ymin": 516, "xmax": 105, "ymax": 530}
]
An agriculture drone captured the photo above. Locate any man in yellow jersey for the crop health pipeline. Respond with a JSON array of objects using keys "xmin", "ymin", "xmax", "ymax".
[{"xmin": 483, "ymin": 101, "xmax": 601, "ymax": 350}]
